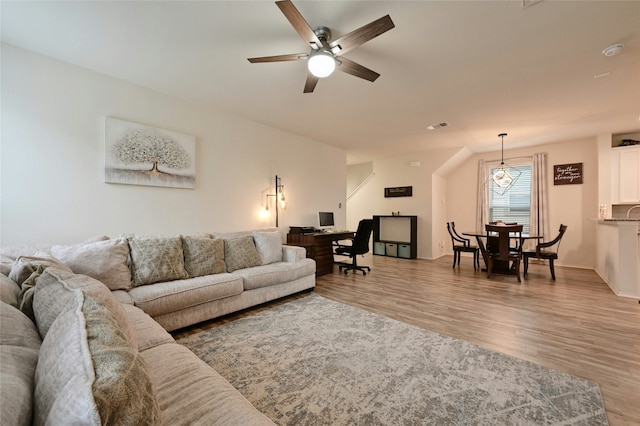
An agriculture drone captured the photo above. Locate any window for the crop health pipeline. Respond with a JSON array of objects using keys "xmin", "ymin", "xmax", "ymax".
[{"xmin": 488, "ymin": 161, "xmax": 532, "ymax": 233}]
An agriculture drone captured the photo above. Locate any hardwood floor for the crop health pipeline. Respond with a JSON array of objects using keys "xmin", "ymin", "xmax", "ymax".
[
  {"xmin": 174, "ymin": 254, "xmax": 640, "ymax": 425},
  {"xmin": 315, "ymin": 254, "xmax": 640, "ymax": 426}
]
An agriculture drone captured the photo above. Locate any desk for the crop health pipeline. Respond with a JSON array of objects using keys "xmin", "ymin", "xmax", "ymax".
[
  {"xmin": 462, "ymin": 230, "xmax": 542, "ymax": 273},
  {"xmin": 287, "ymin": 231, "xmax": 355, "ymax": 276}
]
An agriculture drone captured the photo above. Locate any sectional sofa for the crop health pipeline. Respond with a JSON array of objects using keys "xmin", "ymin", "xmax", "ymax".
[{"xmin": 0, "ymin": 228, "xmax": 315, "ymax": 425}]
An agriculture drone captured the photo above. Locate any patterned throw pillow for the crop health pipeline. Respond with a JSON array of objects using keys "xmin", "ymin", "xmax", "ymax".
[
  {"xmin": 182, "ymin": 236, "xmax": 226, "ymax": 278},
  {"xmin": 128, "ymin": 236, "xmax": 188, "ymax": 286},
  {"xmin": 34, "ymin": 284, "xmax": 160, "ymax": 425},
  {"xmin": 252, "ymin": 231, "xmax": 283, "ymax": 265},
  {"xmin": 224, "ymin": 235, "xmax": 262, "ymax": 273}
]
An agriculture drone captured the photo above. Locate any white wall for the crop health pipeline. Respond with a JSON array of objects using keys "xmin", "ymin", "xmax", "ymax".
[
  {"xmin": 0, "ymin": 44, "xmax": 347, "ymax": 245},
  {"xmin": 446, "ymin": 138, "xmax": 599, "ymax": 269},
  {"xmin": 347, "ymin": 149, "xmax": 459, "ymax": 259}
]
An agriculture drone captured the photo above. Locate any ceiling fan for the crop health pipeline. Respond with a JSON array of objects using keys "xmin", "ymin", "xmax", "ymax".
[{"xmin": 248, "ymin": 0, "xmax": 395, "ymax": 93}]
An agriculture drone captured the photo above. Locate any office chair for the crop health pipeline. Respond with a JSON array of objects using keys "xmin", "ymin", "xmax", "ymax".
[
  {"xmin": 447, "ymin": 222, "xmax": 480, "ymax": 270},
  {"xmin": 523, "ymin": 224, "xmax": 567, "ymax": 280},
  {"xmin": 334, "ymin": 219, "xmax": 374, "ymax": 275}
]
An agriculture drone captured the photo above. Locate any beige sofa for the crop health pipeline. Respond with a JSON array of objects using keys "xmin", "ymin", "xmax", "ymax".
[{"xmin": 0, "ymin": 228, "xmax": 315, "ymax": 425}]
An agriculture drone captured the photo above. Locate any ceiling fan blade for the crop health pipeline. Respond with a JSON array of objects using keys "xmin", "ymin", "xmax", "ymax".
[
  {"xmin": 330, "ymin": 15, "xmax": 395, "ymax": 56},
  {"xmin": 248, "ymin": 53, "xmax": 308, "ymax": 63},
  {"xmin": 336, "ymin": 57, "xmax": 380, "ymax": 82},
  {"xmin": 276, "ymin": 0, "xmax": 323, "ymax": 48},
  {"xmin": 303, "ymin": 73, "xmax": 319, "ymax": 93}
]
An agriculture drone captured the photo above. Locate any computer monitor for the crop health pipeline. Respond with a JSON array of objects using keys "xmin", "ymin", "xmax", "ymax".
[{"xmin": 318, "ymin": 212, "xmax": 335, "ymax": 228}]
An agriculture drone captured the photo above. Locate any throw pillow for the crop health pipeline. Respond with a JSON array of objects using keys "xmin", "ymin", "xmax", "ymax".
[
  {"xmin": 33, "ymin": 268, "xmax": 137, "ymax": 349},
  {"xmin": 9, "ymin": 256, "xmax": 71, "ymax": 287},
  {"xmin": 224, "ymin": 235, "xmax": 262, "ymax": 272},
  {"xmin": 51, "ymin": 238, "xmax": 131, "ymax": 291},
  {"xmin": 9, "ymin": 256, "xmax": 73, "ymax": 321},
  {"xmin": 252, "ymin": 230, "xmax": 283, "ymax": 265},
  {"xmin": 128, "ymin": 236, "xmax": 188, "ymax": 287},
  {"xmin": 33, "ymin": 291, "xmax": 160, "ymax": 425},
  {"xmin": 182, "ymin": 236, "xmax": 226, "ymax": 278}
]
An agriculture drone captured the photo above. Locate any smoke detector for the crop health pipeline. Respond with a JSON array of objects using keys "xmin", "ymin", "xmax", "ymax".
[{"xmin": 602, "ymin": 44, "xmax": 624, "ymax": 57}]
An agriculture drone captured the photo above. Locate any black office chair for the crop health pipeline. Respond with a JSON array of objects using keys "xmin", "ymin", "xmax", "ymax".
[
  {"xmin": 447, "ymin": 222, "xmax": 480, "ymax": 270},
  {"xmin": 334, "ymin": 219, "xmax": 374, "ymax": 275},
  {"xmin": 523, "ymin": 224, "xmax": 567, "ymax": 280}
]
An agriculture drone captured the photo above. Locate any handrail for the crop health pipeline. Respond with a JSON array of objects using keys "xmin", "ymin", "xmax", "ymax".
[{"xmin": 347, "ymin": 172, "xmax": 375, "ymax": 201}]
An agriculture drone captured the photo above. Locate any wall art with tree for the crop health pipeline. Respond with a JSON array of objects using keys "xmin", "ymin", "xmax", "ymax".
[{"xmin": 105, "ymin": 117, "xmax": 196, "ymax": 189}]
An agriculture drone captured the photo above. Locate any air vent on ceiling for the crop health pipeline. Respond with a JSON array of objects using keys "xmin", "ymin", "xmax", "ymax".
[{"xmin": 427, "ymin": 122, "xmax": 449, "ymax": 130}]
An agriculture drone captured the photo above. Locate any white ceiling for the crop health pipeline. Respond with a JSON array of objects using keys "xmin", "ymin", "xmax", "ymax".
[{"xmin": 2, "ymin": 0, "xmax": 639, "ymax": 164}]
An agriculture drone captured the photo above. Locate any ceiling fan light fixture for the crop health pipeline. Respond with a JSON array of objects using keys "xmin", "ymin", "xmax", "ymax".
[{"xmin": 308, "ymin": 50, "xmax": 336, "ymax": 78}]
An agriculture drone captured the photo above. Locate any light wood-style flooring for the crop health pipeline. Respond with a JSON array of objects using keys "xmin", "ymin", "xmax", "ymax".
[{"xmin": 174, "ymin": 254, "xmax": 640, "ymax": 425}]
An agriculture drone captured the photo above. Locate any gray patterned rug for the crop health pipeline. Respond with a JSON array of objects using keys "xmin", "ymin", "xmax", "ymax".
[{"xmin": 177, "ymin": 293, "xmax": 608, "ymax": 425}]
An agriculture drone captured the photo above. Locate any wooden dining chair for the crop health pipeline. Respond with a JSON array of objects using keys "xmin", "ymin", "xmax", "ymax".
[
  {"xmin": 485, "ymin": 224, "xmax": 523, "ymax": 282},
  {"xmin": 523, "ymin": 224, "xmax": 567, "ymax": 280},
  {"xmin": 447, "ymin": 222, "xmax": 480, "ymax": 270}
]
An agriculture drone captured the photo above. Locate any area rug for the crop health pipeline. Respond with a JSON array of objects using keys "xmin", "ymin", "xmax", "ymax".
[{"xmin": 177, "ymin": 293, "xmax": 608, "ymax": 425}]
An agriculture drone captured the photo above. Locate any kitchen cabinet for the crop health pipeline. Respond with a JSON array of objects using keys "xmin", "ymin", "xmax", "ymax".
[{"xmin": 611, "ymin": 146, "xmax": 640, "ymax": 203}]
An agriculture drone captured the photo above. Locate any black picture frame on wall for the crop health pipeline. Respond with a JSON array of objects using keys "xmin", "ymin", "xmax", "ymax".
[{"xmin": 384, "ymin": 186, "xmax": 413, "ymax": 197}]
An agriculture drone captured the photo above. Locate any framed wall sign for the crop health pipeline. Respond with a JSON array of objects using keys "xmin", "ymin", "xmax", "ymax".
[
  {"xmin": 553, "ymin": 163, "xmax": 583, "ymax": 185},
  {"xmin": 384, "ymin": 186, "xmax": 413, "ymax": 197}
]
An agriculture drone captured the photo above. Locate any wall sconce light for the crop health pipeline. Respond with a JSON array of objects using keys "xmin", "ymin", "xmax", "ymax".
[
  {"xmin": 487, "ymin": 133, "xmax": 521, "ymax": 195},
  {"xmin": 261, "ymin": 175, "xmax": 286, "ymax": 227}
]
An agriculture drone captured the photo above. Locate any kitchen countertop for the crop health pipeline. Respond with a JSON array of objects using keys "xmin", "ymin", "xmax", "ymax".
[{"xmin": 602, "ymin": 218, "xmax": 640, "ymax": 222}]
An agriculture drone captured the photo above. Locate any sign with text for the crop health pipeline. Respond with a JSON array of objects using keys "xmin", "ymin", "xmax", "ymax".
[
  {"xmin": 384, "ymin": 186, "xmax": 413, "ymax": 197},
  {"xmin": 553, "ymin": 163, "xmax": 583, "ymax": 185}
]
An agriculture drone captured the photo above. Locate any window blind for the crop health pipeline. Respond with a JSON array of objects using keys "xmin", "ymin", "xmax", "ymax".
[{"xmin": 489, "ymin": 164, "xmax": 532, "ymax": 233}]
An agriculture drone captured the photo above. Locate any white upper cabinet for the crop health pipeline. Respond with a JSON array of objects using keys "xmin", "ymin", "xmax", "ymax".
[{"xmin": 612, "ymin": 146, "xmax": 640, "ymax": 203}]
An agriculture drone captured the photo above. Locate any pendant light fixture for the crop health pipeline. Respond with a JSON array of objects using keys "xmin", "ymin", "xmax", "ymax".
[{"xmin": 488, "ymin": 133, "xmax": 522, "ymax": 195}]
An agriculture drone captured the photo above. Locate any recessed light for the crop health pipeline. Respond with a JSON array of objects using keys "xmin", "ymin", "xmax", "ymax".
[
  {"xmin": 602, "ymin": 44, "xmax": 623, "ymax": 57},
  {"xmin": 427, "ymin": 122, "xmax": 448, "ymax": 130}
]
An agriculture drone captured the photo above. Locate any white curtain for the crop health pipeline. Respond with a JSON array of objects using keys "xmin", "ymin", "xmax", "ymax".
[
  {"xmin": 476, "ymin": 159, "xmax": 487, "ymax": 232},
  {"xmin": 530, "ymin": 153, "xmax": 550, "ymax": 245}
]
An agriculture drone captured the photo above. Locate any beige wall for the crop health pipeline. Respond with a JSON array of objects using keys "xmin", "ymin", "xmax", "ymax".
[
  {"xmin": 347, "ymin": 149, "xmax": 458, "ymax": 259},
  {"xmin": 349, "ymin": 138, "xmax": 599, "ymax": 268},
  {"xmin": 1, "ymin": 44, "xmax": 347, "ymax": 245},
  {"xmin": 446, "ymin": 138, "xmax": 599, "ymax": 269}
]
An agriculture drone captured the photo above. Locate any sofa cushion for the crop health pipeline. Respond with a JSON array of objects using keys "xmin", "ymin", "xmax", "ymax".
[
  {"xmin": 141, "ymin": 343, "xmax": 275, "ymax": 426},
  {"xmin": 252, "ymin": 230, "xmax": 283, "ymax": 265},
  {"xmin": 0, "ymin": 255, "xmax": 13, "ymax": 276},
  {"xmin": 121, "ymin": 304, "xmax": 175, "ymax": 352},
  {"xmin": 129, "ymin": 236, "xmax": 189, "ymax": 286},
  {"xmin": 0, "ymin": 301, "xmax": 41, "ymax": 426},
  {"xmin": 224, "ymin": 235, "xmax": 262, "ymax": 273},
  {"xmin": 51, "ymin": 238, "xmax": 131, "ymax": 291},
  {"xmin": 1, "ymin": 274, "xmax": 20, "ymax": 307},
  {"xmin": 182, "ymin": 236, "xmax": 226, "ymax": 277},
  {"xmin": 33, "ymin": 291, "xmax": 160, "ymax": 425},
  {"xmin": 127, "ymin": 274, "xmax": 244, "ymax": 318},
  {"xmin": 232, "ymin": 258, "xmax": 316, "ymax": 291},
  {"xmin": 33, "ymin": 269, "xmax": 136, "ymax": 349}
]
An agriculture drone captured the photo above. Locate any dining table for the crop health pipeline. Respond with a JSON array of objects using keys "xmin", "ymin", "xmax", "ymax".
[{"xmin": 462, "ymin": 229, "xmax": 543, "ymax": 274}]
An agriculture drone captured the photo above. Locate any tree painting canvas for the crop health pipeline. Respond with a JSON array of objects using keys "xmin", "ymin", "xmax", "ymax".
[{"xmin": 105, "ymin": 117, "xmax": 196, "ymax": 189}]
